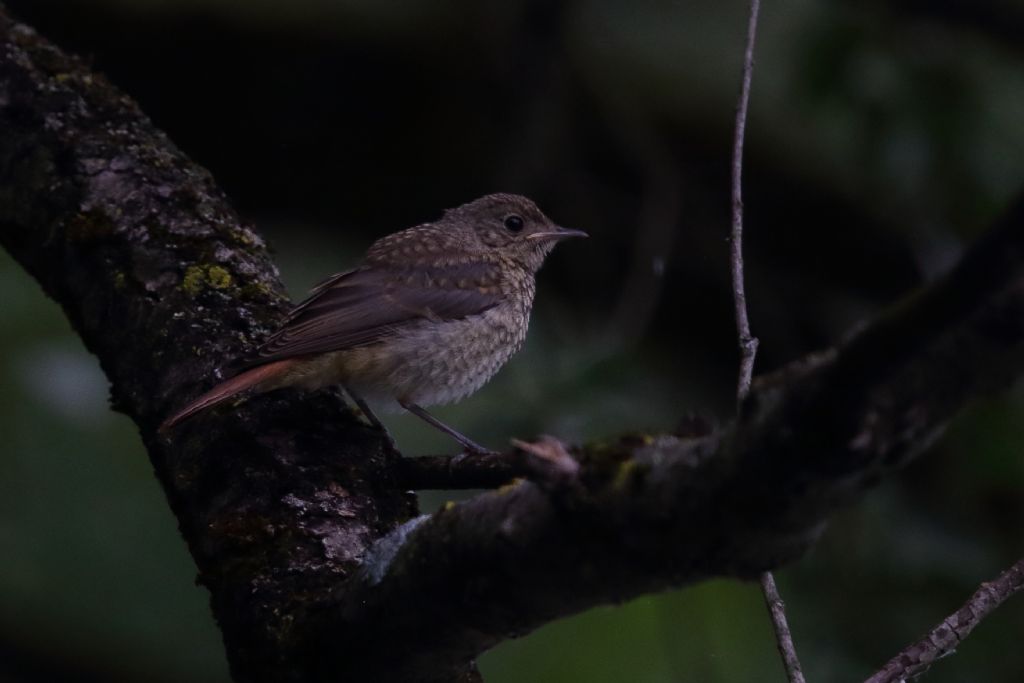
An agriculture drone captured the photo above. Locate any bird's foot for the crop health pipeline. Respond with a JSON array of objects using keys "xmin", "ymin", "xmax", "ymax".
[
  {"xmin": 343, "ymin": 386, "xmax": 401, "ymax": 455},
  {"xmin": 398, "ymin": 399, "xmax": 496, "ymax": 458}
]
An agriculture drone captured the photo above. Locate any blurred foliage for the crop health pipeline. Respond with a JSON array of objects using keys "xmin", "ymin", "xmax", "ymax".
[{"xmin": 2, "ymin": 0, "xmax": 1023, "ymax": 681}]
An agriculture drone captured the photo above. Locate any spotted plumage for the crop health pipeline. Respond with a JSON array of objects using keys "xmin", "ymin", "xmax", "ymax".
[{"xmin": 161, "ymin": 193, "xmax": 586, "ymax": 453}]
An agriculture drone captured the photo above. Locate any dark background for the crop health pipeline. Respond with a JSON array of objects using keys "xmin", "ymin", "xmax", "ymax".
[{"xmin": 1, "ymin": 0, "xmax": 1022, "ymax": 681}]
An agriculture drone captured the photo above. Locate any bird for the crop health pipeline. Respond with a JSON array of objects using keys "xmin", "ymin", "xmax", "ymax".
[{"xmin": 159, "ymin": 193, "xmax": 587, "ymax": 453}]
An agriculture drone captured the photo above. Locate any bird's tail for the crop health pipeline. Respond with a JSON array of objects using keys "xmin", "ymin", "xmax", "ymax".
[{"xmin": 158, "ymin": 358, "xmax": 296, "ymax": 432}]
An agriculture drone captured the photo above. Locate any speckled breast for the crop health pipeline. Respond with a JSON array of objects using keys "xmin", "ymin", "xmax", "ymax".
[{"xmin": 338, "ymin": 285, "xmax": 535, "ymax": 409}]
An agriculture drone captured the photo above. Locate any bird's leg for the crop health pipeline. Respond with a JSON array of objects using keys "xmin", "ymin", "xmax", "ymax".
[
  {"xmin": 399, "ymin": 399, "xmax": 496, "ymax": 455},
  {"xmin": 344, "ymin": 385, "xmax": 399, "ymax": 455}
]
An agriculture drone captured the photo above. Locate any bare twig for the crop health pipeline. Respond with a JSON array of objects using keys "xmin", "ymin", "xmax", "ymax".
[
  {"xmin": 729, "ymin": 2, "xmax": 806, "ymax": 682},
  {"xmin": 761, "ymin": 572, "xmax": 807, "ymax": 683},
  {"xmin": 730, "ymin": 0, "xmax": 762, "ymax": 406},
  {"xmin": 865, "ymin": 558, "xmax": 1024, "ymax": 683}
]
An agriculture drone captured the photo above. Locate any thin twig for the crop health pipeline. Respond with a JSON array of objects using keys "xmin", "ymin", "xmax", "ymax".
[
  {"xmin": 865, "ymin": 558, "xmax": 1024, "ymax": 683},
  {"xmin": 730, "ymin": 0, "xmax": 762, "ymax": 406},
  {"xmin": 760, "ymin": 572, "xmax": 806, "ymax": 683},
  {"xmin": 729, "ymin": 2, "xmax": 806, "ymax": 682}
]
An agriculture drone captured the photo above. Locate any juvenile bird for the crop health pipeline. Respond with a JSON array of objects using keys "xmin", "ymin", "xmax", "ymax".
[{"xmin": 160, "ymin": 193, "xmax": 587, "ymax": 453}]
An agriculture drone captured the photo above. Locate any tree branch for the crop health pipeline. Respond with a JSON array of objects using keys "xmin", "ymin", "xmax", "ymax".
[
  {"xmin": 395, "ymin": 437, "xmax": 579, "ymax": 491},
  {"xmin": 3, "ymin": 7, "xmax": 1024, "ymax": 683},
  {"xmin": 760, "ymin": 571, "xmax": 806, "ymax": 683},
  {"xmin": 0, "ymin": 10, "xmax": 417, "ymax": 683},
  {"xmin": 865, "ymin": 557, "xmax": 1024, "ymax": 683},
  {"xmin": 728, "ymin": 1, "xmax": 806, "ymax": 680},
  {"xmin": 308, "ymin": 191, "xmax": 1024, "ymax": 678},
  {"xmin": 730, "ymin": 0, "xmax": 762, "ymax": 406},
  {"xmin": 395, "ymin": 452, "xmax": 526, "ymax": 490}
]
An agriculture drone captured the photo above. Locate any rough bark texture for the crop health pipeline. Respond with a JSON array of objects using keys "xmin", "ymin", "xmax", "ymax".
[
  {"xmin": 2, "ymin": 7, "xmax": 1024, "ymax": 683},
  {"xmin": 0, "ymin": 10, "xmax": 419, "ymax": 683},
  {"xmin": 865, "ymin": 557, "xmax": 1024, "ymax": 683}
]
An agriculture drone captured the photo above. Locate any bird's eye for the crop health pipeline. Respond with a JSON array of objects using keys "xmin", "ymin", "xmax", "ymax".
[{"xmin": 503, "ymin": 214, "xmax": 524, "ymax": 232}]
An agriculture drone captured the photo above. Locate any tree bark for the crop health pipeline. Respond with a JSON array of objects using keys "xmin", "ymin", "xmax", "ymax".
[
  {"xmin": 0, "ymin": 9, "xmax": 419, "ymax": 682},
  {"xmin": 865, "ymin": 557, "xmax": 1024, "ymax": 683},
  {"xmin": 2, "ymin": 7, "xmax": 1023, "ymax": 682}
]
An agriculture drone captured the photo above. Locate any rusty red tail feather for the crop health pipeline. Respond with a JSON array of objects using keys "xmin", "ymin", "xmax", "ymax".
[{"xmin": 158, "ymin": 358, "xmax": 297, "ymax": 432}]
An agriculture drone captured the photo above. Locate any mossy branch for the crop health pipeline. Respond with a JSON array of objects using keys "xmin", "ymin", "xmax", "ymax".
[{"xmin": 0, "ymin": 9, "xmax": 416, "ymax": 683}]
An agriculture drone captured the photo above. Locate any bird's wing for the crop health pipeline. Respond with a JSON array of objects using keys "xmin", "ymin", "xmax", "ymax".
[{"xmin": 246, "ymin": 262, "xmax": 503, "ymax": 363}]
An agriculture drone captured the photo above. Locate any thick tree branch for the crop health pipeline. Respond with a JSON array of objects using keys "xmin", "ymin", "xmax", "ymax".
[
  {"xmin": 307, "ymin": 193, "xmax": 1024, "ymax": 678},
  {"xmin": 0, "ymin": 10, "xmax": 418, "ymax": 683},
  {"xmin": 865, "ymin": 557, "xmax": 1024, "ymax": 683},
  {"xmin": 3, "ymin": 7, "xmax": 1024, "ymax": 683}
]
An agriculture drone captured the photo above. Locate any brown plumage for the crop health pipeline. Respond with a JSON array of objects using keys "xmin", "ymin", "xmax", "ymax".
[{"xmin": 160, "ymin": 193, "xmax": 586, "ymax": 453}]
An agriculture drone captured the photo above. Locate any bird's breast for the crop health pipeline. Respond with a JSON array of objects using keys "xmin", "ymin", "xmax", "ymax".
[{"xmin": 332, "ymin": 294, "xmax": 533, "ymax": 409}]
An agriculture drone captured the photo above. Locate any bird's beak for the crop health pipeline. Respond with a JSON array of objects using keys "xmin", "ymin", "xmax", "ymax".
[{"xmin": 527, "ymin": 225, "xmax": 589, "ymax": 241}]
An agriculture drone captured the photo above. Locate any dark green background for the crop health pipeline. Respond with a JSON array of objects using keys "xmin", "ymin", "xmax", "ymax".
[{"xmin": 2, "ymin": 0, "xmax": 1022, "ymax": 681}]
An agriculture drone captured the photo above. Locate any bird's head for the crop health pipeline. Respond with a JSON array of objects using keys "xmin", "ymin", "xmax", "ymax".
[{"xmin": 446, "ymin": 193, "xmax": 587, "ymax": 272}]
